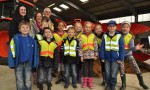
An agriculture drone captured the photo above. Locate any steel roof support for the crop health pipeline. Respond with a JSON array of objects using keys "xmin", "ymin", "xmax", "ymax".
[
  {"xmin": 120, "ymin": 0, "xmax": 138, "ymax": 22},
  {"xmin": 64, "ymin": 0, "xmax": 97, "ymax": 22}
]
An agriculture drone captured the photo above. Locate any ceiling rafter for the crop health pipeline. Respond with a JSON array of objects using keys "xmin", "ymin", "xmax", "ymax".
[{"xmin": 63, "ymin": 0, "xmax": 97, "ymax": 22}]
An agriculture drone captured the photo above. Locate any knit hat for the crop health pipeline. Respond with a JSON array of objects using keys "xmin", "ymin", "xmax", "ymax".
[{"xmin": 121, "ymin": 21, "xmax": 131, "ymax": 27}]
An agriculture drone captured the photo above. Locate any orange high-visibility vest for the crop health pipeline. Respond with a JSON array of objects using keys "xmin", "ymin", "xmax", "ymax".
[
  {"xmin": 124, "ymin": 33, "xmax": 132, "ymax": 49},
  {"xmin": 81, "ymin": 34, "xmax": 95, "ymax": 51},
  {"xmin": 39, "ymin": 40, "xmax": 57, "ymax": 58}
]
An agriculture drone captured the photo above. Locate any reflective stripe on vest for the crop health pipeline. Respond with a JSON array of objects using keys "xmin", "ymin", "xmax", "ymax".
[
  {"xmin": 124, "ymin": 33, "xmax": 132, "ymax": 49},
  {"xmin": 36, "ymin": 34, "xmax": 43, "ymax": 41},
  {"xmin": 81, "ymin": 34, "xmax": 95, "ymax": 51},
  {"xmin": 10, "ymin": 39, "xmax": 15, "ymax": 58},
  {"xmin": 64, "ymin": 40, "xmax": 77, "ymax": 57},
  {"xmin": 39, "ymin": 40, "xmax": 57, "ymax": 58},
  {"xmin": 104, "ymin": 34, "xmax": 121, "ymax": 51}
]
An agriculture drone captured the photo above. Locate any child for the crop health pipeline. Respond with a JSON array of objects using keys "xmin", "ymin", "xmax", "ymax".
[
  {"xmin": 61, "ymin": 27, "xmax": 79, "ymax": 88},
  {"xmin": 94, "ymin": 23, "xmax": 105, "ymax": 86},
  {"xmin": 100, "ymin": 20, "xmax": 124, "ymax": 90},
  {"xmin": 37, "ymin": 27, "xmax": 58, "ymax": 90},
  {"xmin": 79, "ymin": 21, "xmax": 98, "ymax": 89},
  {"xmin": 8, "ymin": 21, "xmax": 38, "ymax": 90},
  {"xmin": 119, "ymin": 21, "xmax": 148, "ymax": 90},
  {"xmin": 74, "ymin": 22, "xmax": 83, "ymax": 84},
  {"xmin": 53, "ymin": 21, "xmax": 68, "ymax": 84}
]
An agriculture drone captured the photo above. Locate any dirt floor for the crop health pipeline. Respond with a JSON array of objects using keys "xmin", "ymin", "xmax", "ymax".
[{"xmin": 0, "ymin": 65, "xmax": 150, "ymax": 90}]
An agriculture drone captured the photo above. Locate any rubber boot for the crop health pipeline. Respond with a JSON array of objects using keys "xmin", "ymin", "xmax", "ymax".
[
  {"xmin": 82, "ymin": 77, "xmax": 87, "ymax": 88},
  {"xmin": 120, "ymin": 74, "xmax": 126, "ymax": 90},
  {"xmin": 55, "ymin": 71, "xmax": 62, "ymax": 84},
  {"xmin": 137, "ymin": 74, "xmax": 149, "ymax": 89},
  {"xmin": 38, "ymin": 83, "xmax": 43, "ymax": 90},
  {"xmin": 101, "ymin": 72, "xmax": 105, "ymax": 86},
  {"xmin": 88, "ymin": 78, "xmax": 94, "ymax": 89}
]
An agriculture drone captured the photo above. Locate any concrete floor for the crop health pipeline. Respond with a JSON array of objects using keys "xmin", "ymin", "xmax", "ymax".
[{"xmin": 0, "ymin": 65, "xmax": 150, "ymax": 90}]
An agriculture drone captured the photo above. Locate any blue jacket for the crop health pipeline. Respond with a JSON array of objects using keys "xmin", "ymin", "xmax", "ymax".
[
  {"xmin": 8, "ymin": 34, "xmax": 39, "ymax": 69},
  {"xmin": 100, "ymin": 31, "xmax": 124, "ymax": 61}
]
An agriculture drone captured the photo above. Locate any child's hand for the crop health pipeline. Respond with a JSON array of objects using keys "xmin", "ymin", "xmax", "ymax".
[
  {"xmin": 94, "ymin": 56, "xmax": 97, "ymax": 60},
  {"xmin": 135, "ymin": 44, "xmax": 144, "ymax": 50},
  {"xmin": 81, "ymin": 57, "xmax": 84, "ymax": 62},
  {"xmin": 117, "ymin": 60, "xmax": 122, "ymax": 64}
]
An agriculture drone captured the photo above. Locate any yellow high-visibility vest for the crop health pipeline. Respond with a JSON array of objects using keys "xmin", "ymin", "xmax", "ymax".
[
  {"xmin": 76, "ymin": 32, "xmax": 82, "ymax": 39},
  {"xmin": 36, "ymin": 34, "xmax": 43, "ymax": 41},
  {"xmin": 97, "ymin": 37, "xmax": 102, "ymax": 45},
  {"xmin": 64, "ymin": 39, "xmax": 77, "ymax": 57},
  {"xmin": 81, "ymin": 34, "xmax": 95, "ymax": 51},
  {"xmin": 124, "ymin": 33, "xmax": 132, "ymax": 49},
  {"xmin": 53, "ymin": 32, "xmax": 68, "ymax": 45},
  {"xmin": 104, "ymin": 34, "xmax": 121, "ymax": 51},
  {"xmin": 39, "ymin": 40, "xmax": 57, "ymax": 58}
]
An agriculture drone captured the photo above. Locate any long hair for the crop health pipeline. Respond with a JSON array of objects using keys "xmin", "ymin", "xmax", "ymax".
[{"xmin": 13, "ymin": 4, "xmax": 29, "ymax": 23}]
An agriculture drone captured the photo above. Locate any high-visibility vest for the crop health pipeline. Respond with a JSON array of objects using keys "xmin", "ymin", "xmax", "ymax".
[
  {"xmin": 39, "ymin": 40, "xmax": 57, "ymax": 58},
  {"xmin": 36, "ymin": 34, "xmax": 43, "ymax": 41},
  {"xmin": 97, "ymin": 37, "xmax": 102, "ymax": 45},
  {"xmin": 53, "ymin": 32, "xmax": 68, "ymax": 45},
  {"xmin": 81, "ymin": 34, "xmax": 95, "ymax": 51},
  {"xmin": 124, "ymin": 33, "xmax": 132, "ymax": 49},
  {"xmin": 76, "ymin": 32, "xmax": 82, "ymax": 39},
  {"xmin": 103, "ymin": 34, "xmax": 121, "ymax": 51},
  {"xmin": 10, "ymin": 39, "xmax": 15, "ymax": 58},
  {"xmin": 64, "ymin": 39, "xmax": 77, "ymax": 57}
]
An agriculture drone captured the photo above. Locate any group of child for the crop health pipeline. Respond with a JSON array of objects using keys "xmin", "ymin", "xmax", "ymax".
[{"xmin": 8, "ymin": 19, "xmax": 148, "ymax": 90}]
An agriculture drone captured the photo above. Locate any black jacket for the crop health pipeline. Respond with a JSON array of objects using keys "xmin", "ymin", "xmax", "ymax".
[{"xmin": 61, "ymin": 37, "xmax": 80, "ymax": 64}]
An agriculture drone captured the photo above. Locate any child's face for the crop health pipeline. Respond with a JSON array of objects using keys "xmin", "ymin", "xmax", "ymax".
[
  {"xmin": 84, "ymin": 23, "xmax": 92, "ymax": 34},
  {"xmin": 67, "ymin": 29, "xmax": 75, "ymax": 38},
  {"xmin": 19, "ymin": 6, "xmax": 26, "ymax": 17},
  {"xmin": 94, "ymin": 25, "xmax": 103, "ymax": 35},
  {"xmin": 44, "ymin": 29, "xmax": 52, "ymax": 38},
  {"xmin": 19, "ymin": 25, "xmax": 30, "ymax": 35},
  {"xmin": 121, "ymin": 24, "xmax": 130, "ymax": 34},
  {"xmin": 58, "ymin": 22, "xmax": 65, "ymax": 31},
  {"xmin": 74, "ymin": 23, "xmax": 82, "ymax": 32},
  {"xmin": 107, "ymin": 25, "xmax": 117, "ymax": 32}
]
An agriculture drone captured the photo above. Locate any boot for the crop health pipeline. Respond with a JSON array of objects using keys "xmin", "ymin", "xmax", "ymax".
[
  {"xmin": 55, "ymin": 71, "xmax": 62, "ymax": 84},
  {"xmin": 137, "ymin": 74, "xmax": 149, "ymax": 89},
  {"xmin": 82, "ymin": 77, "xmax": 87, "ymax": 88},
  {"xmin": 47, "ymin": 82, "xmax": 51, "ymax": 90},
  {"xmin": 88, "ymin": 78, "xmax": 94, "ymax": 89},
  {"xmin": 38, "ymin": 83, "xmax": 43, "ymax": 90},
  {"xmin": 120, "ymin": 74, "xmax": 126, "ymax": 90},
  {"xmin": 101, "ymin": 72, "xmax": 105, "ymax": 86}
]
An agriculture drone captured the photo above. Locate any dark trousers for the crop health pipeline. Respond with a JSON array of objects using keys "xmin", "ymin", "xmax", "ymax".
[{"xmin": 83, "ymin": 59, "xmax": 94, "ymax": 77}]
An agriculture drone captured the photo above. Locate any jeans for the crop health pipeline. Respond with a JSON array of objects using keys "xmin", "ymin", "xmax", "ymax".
[
  {"xmin": 37, "ymin": 67, "xmax": 52, "ymax": 84},
  {"xmin": 83, "ymin": 59, "xmax": 94, "ymax": 77},
  {"xmin": 15, "ymin": 61, "xmax": 32, "ymax": 90},
  {"xmin": 105, "ymin": 60, "xmax": 119, "ymax": 88},
  {"xmin": 64, "ymin": 64, "xmax": 77, "ymax": 85}
]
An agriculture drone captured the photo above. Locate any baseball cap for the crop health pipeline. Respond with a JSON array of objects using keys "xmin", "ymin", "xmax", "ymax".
[
  {"xmin": 107, "ymin": 20, "xmax": 117, "ymax": 26},
  {"xmin": 121, "ymin": 21, "xmax": 131, "ymax": 27}
]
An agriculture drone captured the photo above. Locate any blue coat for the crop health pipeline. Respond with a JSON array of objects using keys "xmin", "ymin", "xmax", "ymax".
[
  {"xmin": 8, "ymin": 34, "xmax": 39, "ymax": 69},
  {"xmin": 100, "ymin": 31, "xmax": 124, "ymax": 61}
]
